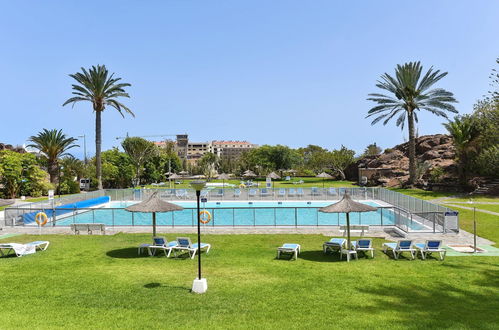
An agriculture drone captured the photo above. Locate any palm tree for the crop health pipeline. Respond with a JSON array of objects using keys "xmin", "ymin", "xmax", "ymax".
[
  {"xmin": 63, "ymin": 65, "xmax": 133, "ymax": 189},
  {"xmin": 367, "ymin": 62, "xmax": 458, "ymax": 185},
  {"xmin": 443, "ymin": 116, "xmax": 479, "ymax": 182},
  {"xmin": 28, "ymin": 129, "xmax": 78, "ymax": 184}
]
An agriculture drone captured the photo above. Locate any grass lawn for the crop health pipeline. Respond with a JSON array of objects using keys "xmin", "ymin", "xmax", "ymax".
[
  {"xmin": 1, "ymin": 234, "xmax": 498, "ymax": 329},
  {"xmin": 448, "ymin": 206, "xmax": 499, "ymax": 246},
  {"xmin": 446, "ymin": 203, "xmax": 499, "ymax": 214},
  {"xmin": 149, "ymin": 177, "xmax": 356, "ymax": 189},
  {"xmin": 447, "ymin": 196, "xmax": 499, "ymax": 203},
  {"xmin": 388, "ymin": 188, "xmax": 456, "ymax": 200}
]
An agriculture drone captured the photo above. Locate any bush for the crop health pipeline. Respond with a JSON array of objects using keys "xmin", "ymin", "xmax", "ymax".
[
  {"xmin": 477, "ymin": 146, "xmax": 499, "ymax": 178},
  {"xmin": 429, "ymin": 167, "xmax": 445, "ymax": 183}
]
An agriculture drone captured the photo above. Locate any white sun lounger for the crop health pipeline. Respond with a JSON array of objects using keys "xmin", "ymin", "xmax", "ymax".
[
  {"xmin": 170, "ymin": 237, "xmax": 211, "ymax": 259},
  {"xmin": 277, "ymin": 243, "xmax": 301, "ymax": 260},
  {"xmin": 383, "ymin": 240, "xmax": 416, "ymax": 260},
  {"xmin": 352, "ymin": 239, "xmax": 374, "ymax": 258},
  {"xmin": 323, "ymin": 238, "xmax": 346, "ymax": 254},
  {"xmin": 0, "ymin": 241, "xmax": 49, "ymax": 257},
  {"xmin": 143, "ymin": 237, "xmax": 178, "ymax": 256},
  {"xmin": 415, "ymin": 240, "xmax": 446, "ymax": 261}
]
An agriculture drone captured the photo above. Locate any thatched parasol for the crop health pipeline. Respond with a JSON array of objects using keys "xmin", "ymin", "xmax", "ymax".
[
  {"xmin": 179, "ymin": 170, "xmax": 189, "ymax": 176},
  {"xmin": 243, "ymin": 170, "xmax": 256, "ymax": 178},
  {"xmin": 217, "ymin": 173, "xmax": 230, "ymax": 187},
  {"xmin": 267, "ymin": 172, "xmax": 281, "ymax": 180},
  {"xmin": 125, "ymin": 192, "xmax": 183, "ymax": 237},
  {"xmin": 319, "ymin": 193, "xmax": 377, "ymax": 255},
  {"xmin": 316, "ymin": 172, "xmax": 333, "ymax": 188}
]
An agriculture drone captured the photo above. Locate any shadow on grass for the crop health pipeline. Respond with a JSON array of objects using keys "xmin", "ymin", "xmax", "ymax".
[
  {"xmin": 106, "ymin": 247, "xmax": 149, "ymax": 259},
  {"xmin": 143, "ymin": 282, "xmax": 190, "ymax": 292},
  {"xmin": 358, "ymin": 264, "xmax": 499, "ymax": 328},
  {"xmin": 298, "ymin": 250, "xmax": 344, "ymax": 262}
]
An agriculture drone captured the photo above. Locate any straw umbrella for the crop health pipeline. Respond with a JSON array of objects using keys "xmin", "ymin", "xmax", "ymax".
[
  {"xmin": 169, "ymin": 173, "xmax": 181, "ymax": 188},
  {"xmin": 319, "ymin": 193, "xmax": 377, "ymax": 257},
  {"xmin": 125, "ymin": 192, "xmax": 183, "ymax": 237},
  {"xmin": 217, "ymin": 173, "xmax": 230, "ymax": 187},
  {"xmin": 267, "ymin": 171, "xmax": 280, "ymax": 188},
  {"xmin": 316, "ymin": 172, "xmax": 333, "ymax": 188}
]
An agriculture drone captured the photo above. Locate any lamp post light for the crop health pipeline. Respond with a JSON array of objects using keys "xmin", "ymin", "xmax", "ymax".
[
  {"xmin": 78, "ymin": 135, "xmax": 87, "ymax": 165},
  {"xmin": 190, "ymin": 180, "xmax": 207, "ymax": 294}
]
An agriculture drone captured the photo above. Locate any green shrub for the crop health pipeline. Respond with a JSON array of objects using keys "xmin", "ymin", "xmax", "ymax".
[
  {"xmin": 477, "ymin": 146, "xmax": 499, "ymax": 178},
  {"xmin": 429, "ymin": 166, "xmax": 445, "ymax": 183}
]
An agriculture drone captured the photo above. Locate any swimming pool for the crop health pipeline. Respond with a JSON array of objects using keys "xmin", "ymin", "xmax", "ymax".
[{"xmin": 54, "ymin": 201, "xmax": 424, "ymax": 230}]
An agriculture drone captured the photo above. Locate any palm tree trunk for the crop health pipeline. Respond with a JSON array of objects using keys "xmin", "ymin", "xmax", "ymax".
[
  {"xmin": 95, "ymin": 110, "xmax": 103, "ymax": 190},
  {"xmin": 48, "ymin": 161, "xmax": 58, "ymax": 185},
  {"xmin": 407, "ymin": 110, "xmax": 416, "ymax": 185}
]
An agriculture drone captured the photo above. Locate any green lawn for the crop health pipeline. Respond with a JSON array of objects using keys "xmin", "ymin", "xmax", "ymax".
[
  {"xmin": 149, "ymin": 177, "xmax": 356, "ymax": 189},
  {"xmin": 447, "ymin": 196, "xmax": 499, "ymax": 203},
  {"xmin": 446, "ymin": 203, "xmax": 499, "ymax": 214},
  {"xmin": 388, "ymin": 188, "xmax": 456, "ymax": 200},
  {"xmin": 448, "ymin": 206, "xmax": 499, "ymax": 246},
  {"xmin": 0, "ymin": 234, "xmax": 498, "ymax": 329}
]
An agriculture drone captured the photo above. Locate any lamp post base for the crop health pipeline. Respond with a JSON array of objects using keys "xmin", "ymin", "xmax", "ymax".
[{"xmin": 192, "ymin": 278, "xmax": 208, "ymax": 294}]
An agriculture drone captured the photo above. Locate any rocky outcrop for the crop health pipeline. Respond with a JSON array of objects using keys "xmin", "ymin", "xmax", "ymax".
[
  {"xmin": 348, "ymin": 134, "xmax": 458, "ymax": 187},
  {"xmin": 0, "ymin": 143, "xmax": 25, "ymax": 153}
]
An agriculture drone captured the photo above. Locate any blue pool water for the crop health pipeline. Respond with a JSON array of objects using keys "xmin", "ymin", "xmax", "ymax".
[{"xmin": 55, "ymin": 201, "xmax": 424, "ymax": 229}]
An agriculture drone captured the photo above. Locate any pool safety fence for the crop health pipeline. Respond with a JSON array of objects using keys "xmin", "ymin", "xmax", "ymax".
[{"xmin": 3, "ymin": 187, "xmax": 457, "ymax": 233}]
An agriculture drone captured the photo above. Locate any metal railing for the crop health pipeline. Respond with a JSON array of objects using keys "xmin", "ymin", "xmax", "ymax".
[{"xmin": 3, "ymin": 187, "xmax": 456, "ymax": 233}]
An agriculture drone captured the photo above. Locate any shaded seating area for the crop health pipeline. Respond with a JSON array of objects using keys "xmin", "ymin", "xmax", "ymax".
[
  {"xmin": 323, "ymin": 238, "xmax": 346, "ymax": 254},
  {"xmin": 140, "ymin": 237, "xmax": 178, "ymax": 257},
  {"xmin": 352, "ymin": 239, "xmax": 374, "ymax": 258}
]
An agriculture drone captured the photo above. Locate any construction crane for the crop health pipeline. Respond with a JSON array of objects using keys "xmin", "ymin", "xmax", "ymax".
[{"xmin": 115, "ymin": 133, "xmax": 178, "ymax": 141}]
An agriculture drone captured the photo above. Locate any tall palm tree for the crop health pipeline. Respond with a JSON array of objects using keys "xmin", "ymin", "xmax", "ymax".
[
  {"xmin": 367, "ymin": 61, "xmax": 458, "ymax": 185},
  {"xmin": 28, "ymin": 129, "xmax": 78, "ymax": 184},
  {"xmin": 63, "ymin": 65, "xmax": 133, "ymax": 189}
]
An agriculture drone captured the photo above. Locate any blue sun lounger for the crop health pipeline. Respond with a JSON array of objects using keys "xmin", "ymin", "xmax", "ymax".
[
  {"xmin": 171, "ymin": 237, "xmax": 211, "ymax": 259},
  {"xmin": 383, "ymin": 240, "xmax": 416, "ymax": 260},
  {"xmin": 352, "ymin": 239, "xmax": 374, "ymax": 258},
  {"xmin": 144, "ymin": 237, "xmax": 178, "ymax": 256},
  {"xmin": 277, "ymin": 243, "xmax": 301, "ymax": 260},
  {"xmin": 415, "ymin": 240, "xmax": 446, "ymax": 260},
  {"xmin": 323, "ymin": 238, "xmax": 346, "ymax": 254}
]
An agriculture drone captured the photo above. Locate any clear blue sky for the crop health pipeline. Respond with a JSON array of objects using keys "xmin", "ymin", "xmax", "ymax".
[{"xmin": 1, "ymin": 1, "xmax": 498, "ymax": 158}]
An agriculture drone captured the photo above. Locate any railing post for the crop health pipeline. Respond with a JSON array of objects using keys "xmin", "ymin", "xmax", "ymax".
[
  {"xmin": 112, "ymin": 209, "xmax": 115, "ymax": 227},
  {"xmin": 253, "ymin": 208, "xmax": 256, "ymax": 226},
  {"xmin": 295, "ymin": 208, "xmax": 297, "ymax": 227},
  {"xmin": 132, "ymin": 212, "xmax": 134, "ymax": 226}
]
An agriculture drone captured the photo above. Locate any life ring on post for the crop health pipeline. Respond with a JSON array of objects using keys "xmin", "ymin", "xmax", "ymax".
[
  {"xmin": 35, "ymin": 212, "xmax": 48, "ymax": 226},
  {"xmin": 199, "ymin": 210, "xmax": 212, "ymax": 224}
]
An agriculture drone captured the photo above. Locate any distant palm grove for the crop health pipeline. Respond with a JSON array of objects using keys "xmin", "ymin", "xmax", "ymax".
[{"xmin": 0, "ymin": 59, "xmax": 497, "ymax": 198}]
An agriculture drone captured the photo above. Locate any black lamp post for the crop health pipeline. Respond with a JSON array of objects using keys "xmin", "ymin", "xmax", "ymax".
[{"xmin": 190, "ymin": 180, "xmax": 207, "ymax": 293}]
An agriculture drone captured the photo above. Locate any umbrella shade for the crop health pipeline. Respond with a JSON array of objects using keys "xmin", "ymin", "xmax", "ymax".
[
  {"xmin": 243, "ymin": 170, "xmax": 256, "ymax": 177},
  {"xmin": 217, "ymin": 173, "xmax": 230, "ymax": 180},
  {"xmin": 319, "ymin": 192, "xmax": 376, "ymax": 213},
  {"xmin": 316, "ymin": 172, "xmax": 333, "ymax": 178},
  {"xmin": 179, "ymin": 171, "xmax": 189, "ymax": 175},
  {"xmin": 164, "ymin": 171, "xmax": 174, "ymax": 175},
  {"xmin": 319, "ymin": 193, "xmax": 377, "ymax": 257},
  {"xmin": 267, "ymin": 172, "xmax": 281, "ymax": 180},
  {"xmin": 169, "ymin": 173, "xmax": 181, "ymax": 179},
  {"xmin": 125, "ymin": 192, "xmax": 183, "ymax": 236}
]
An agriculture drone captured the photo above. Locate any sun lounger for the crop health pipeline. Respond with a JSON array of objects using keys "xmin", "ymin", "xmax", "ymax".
[
  {"xmin": 215, "ymin": 189, "xmax": 224, "ymax": 198},
  {"xmin": 382, "ymin": 240, "xmax": 416, "ymax": 260},
  {"xmin": 297, "ymin": 188, "xmax": 304, "ymax": 197},
  {"xmin": 145, "ymin": 237, "xmax": 178, "ymax": 257},
  {"xmin": 288, "ymin": 188, "xmax": 296, "ymax": 197},
  {"xmin": 311, "ymin": 187, "xmax": 321, "ymax": 196},
  {"xmin": 171, "ymin": 237, "xmax": 211, "ymax": 259},
  {"xmin": 233, "ymin": 189, "xmax": 241, "ymax": 198},
  {"xmin": 0, "ymin": 241, "xmax": 49, "ymax": 257},
  {"xmin": 277, "ymin": 243, "xmax": 301, "ymax": 260},
  {"xmin": 260, "ymin": 188, "xmax": 271, "ymax": 197},
  {"xmin": 278, "ymin": 189, "xmax": 286, "ymax": 198},
  {"xmin": 327, "ymin": 188, "xmax": 337, "ymax": 196},
  {"xmin": 352, "ymin": 239, "xmax": 374, "ymax": 258},
  {"xmin": 415, "ymin": 240, "xmax": 446, "ymax": 261},
  {"xmin": 323, "ymin": 238, "xmax": 346, "ymax": 254},
  {"xmin": 175, "ymin": 189, "xmax": 188, "ymax": 199},
  {"xmin": 249, "ymin": 189, "xmax": 257, "ymax": 198}
]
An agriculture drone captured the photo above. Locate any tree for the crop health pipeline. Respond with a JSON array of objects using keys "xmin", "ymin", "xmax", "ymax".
[
  {"xmin": 0, "ymin": 150, "xmax": 51, "ymax": 198},
  {"xmin": 362, "ymin": 143, "xmax": 382, "ymax": 158},
  {"xmin": 198, "ymin": 152, "xmax": 219, "ymax": 179},
  {"xmin": 122, "ymin": 137, "xmax": 156, "ymax": 186},
  {"xmin": 27, "ymin": 129, "xmax": 78, "ymax": 184},
  {"xmin": 329, "ymin": 146, "xmax": 355, "ymax": 180},
  {"xmin": 297, "ymin": 145, "xmax": 329, "ymax": 172},
  {"xmin": 443, "ymin": 115, "xmax": 480, "ymax": 182},
  {"xmin": 367, "ymin": 61, "xmax": 458, "ymax": 185},
  {"xmin": 63, "ymin": 65, "xmax": 133, "ymax": 190}
]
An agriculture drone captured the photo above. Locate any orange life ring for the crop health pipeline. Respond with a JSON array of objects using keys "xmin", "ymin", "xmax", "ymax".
[
  {"xmin": 199, "ymin": 210, "xmax": 212, "ymax": 224},
  {"xmin": 35, "ymin": 212, "xmax": 48, "ymax": 226}
]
